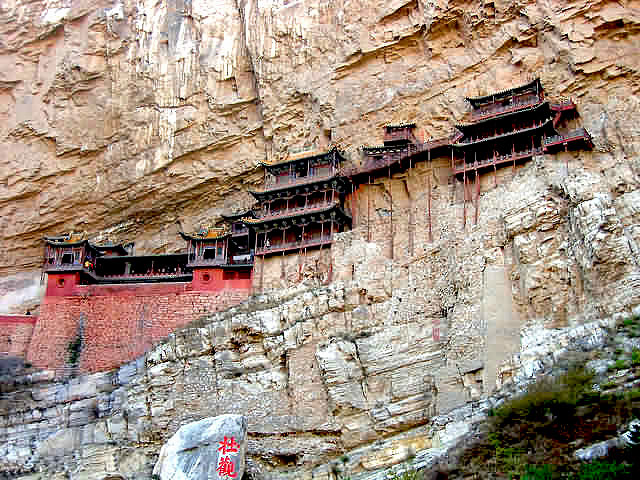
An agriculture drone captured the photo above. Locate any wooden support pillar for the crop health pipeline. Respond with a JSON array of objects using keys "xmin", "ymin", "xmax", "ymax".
[
  {"xmin": 389, "ymin": 166, "xmax": 393, "ymax": 260},
  {"xmin": 463, "ymin": 164, "xmax": 467, "ymax": 229},
  {"xmin": 428, "ymin": 169, "xmax": 432, "ymax": 243},
  {"xmin": 493, "ymin": 150, "xmax": 497, "ymax": 188},
  {"xmin": 428, "ymin": 149, "xmax": 432, "ymax": 243},
  {"xmin": 367, "ymin": 175, "xmax": 371, "ymax": 242},
  {"xmin": 474, "ymin": 170, "xmax": 480, "ymax": 225},
  {"xmin": 260, "ymin": 253, "xmax": 265, "ymax": 293}
]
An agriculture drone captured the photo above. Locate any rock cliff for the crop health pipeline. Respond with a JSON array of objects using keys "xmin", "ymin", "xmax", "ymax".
[
  {"xmin": 1, "ymin": 0, "xmax": 638, "ymax": 309},
  {"xmin": 1, "ymin": 0, "xmax": 640, "ymax": 479}
]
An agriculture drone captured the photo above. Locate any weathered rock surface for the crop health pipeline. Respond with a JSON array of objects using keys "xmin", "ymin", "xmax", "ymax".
[
  {"xmin": 1, "ymin": 0, "xmax": 639, "ymax": 311},
  {"xmin": 1, "ymin": 0, "xmax": 640, "ymax": 479},
  {"xmin": 153, "ymin": 415, "xmax": 247, "ymax": 480}
]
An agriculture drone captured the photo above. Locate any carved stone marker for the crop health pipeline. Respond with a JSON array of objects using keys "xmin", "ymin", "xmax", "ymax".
[{"xmin": 153, "ymin": 414, "xmax": 247, "ymax": 480}]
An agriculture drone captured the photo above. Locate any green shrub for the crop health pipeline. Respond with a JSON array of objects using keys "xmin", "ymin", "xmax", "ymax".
[
  {"xmin": 387, "ymin": 469, "xmax": 422, "ymax": 480},
  {"xmin": 490, "ymin": 367, "xmax": 595, "ymax": 427},
  {"xmin": 522, "ymin": 464, "xmax": 554, "ymax": 480},
  {"xmin": 631, "ymin": 349, "xmax": 640, "ymax": 366},
  {"xmin": 615, "ymin": 359, "xmax": 629, "ymax": 370},
  {"xmin": 568, "ymin": 460, "xmax": 632, "ymax": 479},
  {"xmin": 623, "ymin": 318, "xmax": 635, "ymax": 327},
  {"xmin": 66, "ymin": 334, "xmax": 82, "ymax": 365}
]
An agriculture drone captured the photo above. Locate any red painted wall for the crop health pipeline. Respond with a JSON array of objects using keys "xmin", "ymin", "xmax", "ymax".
[
  {"xmin": 0, "ymin": 315, "xmax": 37, "ymax": 360},
  {"xmin": 27, "ymin": 278, "xmax": 252, "ymax": 373},
  {"xmin": 45, "ymin": 272, "xmax": 80, "ymax": 296}
]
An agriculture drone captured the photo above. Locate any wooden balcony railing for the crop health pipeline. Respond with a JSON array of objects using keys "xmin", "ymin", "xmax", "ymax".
[
  {"xmin": 256, "ymin": 235, "xmax": 333, "ymax": 256},
  {"xmin": 471, "ymin": 96, "xmax": 541, "ymax": 121},
  {"xmin": 543, "ymin": 128, "xmax": 592, "ymax": 148},
  {"xmin": 550, "ymin": 99, "xmax": 576, "ymax": 112},
  {"xmin": 260, "ymin": 172, "xmax": 336, "ymax": 192},
  {"xmin": 259, "ymin": 201, "xmax": 339, "ymax": 222},
  {"xmin": 453, "ymin": 147, "xmax": 543, "ymax": 174}
]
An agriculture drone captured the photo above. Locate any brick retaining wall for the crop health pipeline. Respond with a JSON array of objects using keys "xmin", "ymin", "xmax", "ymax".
[
  {"xmin": 27, "ymin": 281, "xmax": 250, "ymax": 373},
  {"xmin": 0, "ymin": 315, "xmax": 37, "ymax": 360}
]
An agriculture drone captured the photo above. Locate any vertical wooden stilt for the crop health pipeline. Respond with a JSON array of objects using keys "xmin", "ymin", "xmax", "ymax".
[
  {"xmin": 329, "ymin": 219, "xmax": 334, "ymax": 282},
  {"xmin": 428, "ymin": 149, "xmax": 432, "ymax": 243},
  {"xmin": 475, "ymin": 170, "xmax": 480, "ymax": 225},
  {"xmin": 463, "ymin": 166, "xmax": 467, "ymax": 229},
  {"xmin": 367, "ymin": 175, "xmax": 371, "ymax": 242},
  {"xmin": 260, "ymin": 253, "xmax": 265, "ymax": 293},
  {"xmin": 428, "ymin": 170, "xmax": 432, "ymax": 243},
  {"xmin": 493, "ymin": 150, "xmax": 497, "ymax": 188},
  {"xmin": 389, "ymin": 166, "xmax": 393, "ymax": 260}
]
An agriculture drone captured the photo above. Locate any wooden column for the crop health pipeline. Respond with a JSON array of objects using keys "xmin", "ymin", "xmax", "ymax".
[
  {"xmin": 389, "ymin": 166, "xmax": 393, "ymax": 260},
  {"xmin": 428, "ymin": 167, "xmax": 432, "ymax": 243},
  {"xmin": 463, "ymin": 163, "xmax": 467, "ymax": 230},
  {"xmin": 328, "ymin": 219, "xmax": 334, "ymax": 282},
  {"xmin": 474, "ymin": 170, "xmax": 480, "ymax": 225},
  {"xmin": 367, "ymin": 175, "xmax": 371, "ymax": 242},
  {"xmin": 493, "ymin": 150, "xmax": 497, "ymax": 187}
]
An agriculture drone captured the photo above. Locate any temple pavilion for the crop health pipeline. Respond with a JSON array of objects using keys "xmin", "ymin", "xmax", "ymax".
[
  {"xmin": 451, "ymin": 78, "xmax": 593, "ymax": 176},
  {"xmin": 243, "ymin": 146, "xmax": 352, "ymax": 257}
]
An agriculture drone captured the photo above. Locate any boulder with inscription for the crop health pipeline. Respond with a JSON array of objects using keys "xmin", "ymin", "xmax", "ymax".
[{"xmin": 153, "ymin": 414, "xmax": 247, "ymax": 480}]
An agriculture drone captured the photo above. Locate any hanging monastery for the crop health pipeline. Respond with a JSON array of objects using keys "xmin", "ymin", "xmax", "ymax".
[{"xmin": 0, "ymin": 79, "xmax": 594, "ymax": 374}]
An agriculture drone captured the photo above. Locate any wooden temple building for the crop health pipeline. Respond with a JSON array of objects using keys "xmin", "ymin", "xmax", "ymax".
[
  {"xmin": 42, "ymin": 78, "xmax": 592, "ymax": 297},
  {"xmin": 452, "ymin": 78, "xmax": 592, "ymax": 176},
  {"xmin": 243, "ymin": 146, "xmax": 352, "ymax": 257}
]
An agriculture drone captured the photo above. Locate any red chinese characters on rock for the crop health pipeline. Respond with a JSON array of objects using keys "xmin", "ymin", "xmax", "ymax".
[
  {"xmin": 432, "ymin": 317, "xmax": 440, "ymax": 342},
  {"xmin": 216, "ymin": 456, "xmax": 237, "ymax": 478},
  {"xmin": 217, "ymin": 436, "xmax": 240, "ymax": 478}
]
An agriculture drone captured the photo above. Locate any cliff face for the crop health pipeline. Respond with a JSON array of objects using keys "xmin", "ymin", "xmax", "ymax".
[
  {"xmin": 1, "ymin": 0, "xmax": 640, "ymax": 478},
  {"xmin": 1, "ymin": 0, "xmax": 639, "ymax": 310}
]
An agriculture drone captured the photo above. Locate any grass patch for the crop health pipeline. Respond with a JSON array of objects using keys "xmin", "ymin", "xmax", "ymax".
[
  {"xmin": 66, "ymin": 334, "xmax": 82, "ymax": 365},
  {"xmin": 452, "ymin": 364, "xmax": 640, "ymax": 479},
  {"xmin": 568, "ymin": 460, "xmax": 632, "ymax": 479},
  {"xmin": 521, "ymin": 464, "xmax": 554, "ymax": 480},
  {"xmin": 601, "ymin": 381, "xmax": 618, "ymax": 390},
  {"xmin": 615, "ymin": 359, "xmax": 629, "ymax": 370},
  {"xmin": 631, "ymin": 349, "xmax": 640, "ymax": 366}
]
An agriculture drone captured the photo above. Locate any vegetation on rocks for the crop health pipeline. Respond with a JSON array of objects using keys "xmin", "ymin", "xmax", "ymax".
[{"xmin": 431, "ymin": 317, "xmax": 640, "ymax": 480}]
